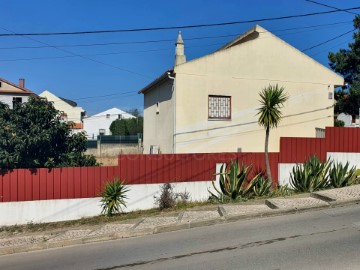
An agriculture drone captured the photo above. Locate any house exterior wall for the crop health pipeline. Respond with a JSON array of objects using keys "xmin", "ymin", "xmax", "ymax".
[
  {"xmin": 171, "ymin": 29, "xmax": 343, "ymax": 153},
  {"xmin": 0, "ymin": 81, "xmax": 30, "ymax": 109},
  {"xmin": 0, "ymin": 94, "xmax": 29, "ymax": 109},
  {"xmin": 39, "ymin": 91, "xmax": 84, "ymax": 124},
  {"xmin": 83, "ymin": 109, "xmax": 135, "ymax": 139},
  {"xmin": 143, "ymin": 80, "xmax": 174, "ymax": 154}
]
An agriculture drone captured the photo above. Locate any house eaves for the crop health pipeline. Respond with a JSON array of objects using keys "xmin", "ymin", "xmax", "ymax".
[
  {"xmin": 138, "ymin": 69, "xmax": 174, "ymax": 94},
  {"xmin": 0, "ymin": 77, "xmax": 35, "ymax": 95},
  {"xmin": 59, "ymin": 96, "xmax": 78, "ymax": 107},
  {"xmin": 216, "ymin": 25, "xmax": 259, "ymax": 52}
]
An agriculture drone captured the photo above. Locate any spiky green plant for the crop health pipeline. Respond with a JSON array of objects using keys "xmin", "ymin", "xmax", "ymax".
[
  {"xmin": 209, "ymin": 160, "xmax": 257, "ymax": 202},
  {"xmin": 100, "ymin": 178, "xmax": 129, "ymax": 217},
  {"xmin": 257, "ymin": 84, "xmax": 289, "ymax": 185},
  {"xmin": 329, "ymin": 161, "xmax": 356, "ymax": 188},
  {"xmin": 252, "ymin": 175, "xmax": 272, "ymax": 197},
  {"xmin": 272, "ymin": 184, "xmax": 293, "ymax": 197},
  {"xmin": 290, "ymin": 156, "xmax": 331, "ymax": 193}
]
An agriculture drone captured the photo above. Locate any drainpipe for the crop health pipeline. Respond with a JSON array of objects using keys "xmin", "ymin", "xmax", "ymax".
[{"xmin": 167, "ymin": 72, "xmax": 176, "ymax": 153}]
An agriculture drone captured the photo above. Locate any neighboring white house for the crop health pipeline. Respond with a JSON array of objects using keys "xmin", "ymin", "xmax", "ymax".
[
  {"xmin": 0, "ymin": 78, "xmax": 35, "ymax": 108},
  {"xmin": 83, "ymin": 108, "xmax": 135, "ymax": 139},
  {"xmin": 139, "ymin": 25, "xmax": 344, "ymax": 154},
  {"xmin": 39, "ymin": 90, "xmax": 85, "ymax": 131}
]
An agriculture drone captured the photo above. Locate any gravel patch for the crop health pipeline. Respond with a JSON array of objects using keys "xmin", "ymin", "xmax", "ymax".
[
  {"xmin": 0, "ymin": 235, "xmax": 50, "ymax": 248},
  {"xmin": 222, "ymin": 204, "xmax": 271, "ymax": 216},
  {"xmin": 135, "ymin": 217, "xmax": 178, "ymax": 230},
  {"xmin": 267, "ymin": 197, "xmax": 328, "ymax": 210},
  {"xmin": 180, "ymin": 211, "xmax": 220, "ymax": 223},
  {"xmin": 48, "ymin": 230, "xmax": 92, "ymax": 242},
  {"xmin": 88, "ymin": 224, "xmax": 134, "ymax": 236},
  {"xmin": 316, "ymin": 185, "xmax": 360, "ymax": 202}
]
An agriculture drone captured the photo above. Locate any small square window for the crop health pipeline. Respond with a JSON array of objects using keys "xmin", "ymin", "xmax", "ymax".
[
  {"xmin": 208, "ymin": 95, "xmax": 231, "ymax": 120},
  {"xmin": 12, "ymin": 97, "xmax": 22, "ymax": 108},
  {"xmin": 106, "ymin": 114, "xmax": 110, "ymax": 118}
]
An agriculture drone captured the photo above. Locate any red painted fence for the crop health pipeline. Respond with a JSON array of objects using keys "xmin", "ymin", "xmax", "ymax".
[
  {"xmin": 0, "ymin": 127, "xmax": 358, "ymax": 203},
  {"xmin": 0, "ymin": 153, "xmax": 278, "ymax": 203}
]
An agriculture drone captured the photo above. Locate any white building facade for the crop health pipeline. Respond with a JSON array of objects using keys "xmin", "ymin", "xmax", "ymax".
[{"xmin": 83, "ymin": 108, "xmax": 135, "ymax": 139}]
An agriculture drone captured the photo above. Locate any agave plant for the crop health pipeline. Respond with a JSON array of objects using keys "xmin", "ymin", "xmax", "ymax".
[
  {"xmin": 252, "ymin": 175, "xmax": 272, "ymax": 197},
  {"xmin": 100, "ymin": 178, "xmax": 129, "ymax": 217},
  {"xmin": 329, "ymin": 162, "xmax": 356, "ymax": 188},
  {"xmin": 290, "ymin": 156, "xmax": 331, "ymax": 193},
  {"xmin": 209, "ymin": 160, "xmax": 257, "ymax": 202}
]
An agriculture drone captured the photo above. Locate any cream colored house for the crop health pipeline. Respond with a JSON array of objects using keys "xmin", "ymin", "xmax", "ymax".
[
  {"xmin": 0, "ymin": 78, "xmax": 34, "ymax": 108},
  {"xmin": 139, "ymin": 25, "xmax": 344, "ymax": 154},
  {"xmin": 39, "ymin": 90, "xmax": 85, "ymax": 131}
]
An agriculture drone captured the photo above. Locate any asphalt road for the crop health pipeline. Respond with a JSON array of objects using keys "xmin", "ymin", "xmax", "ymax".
[{"xmin": 1, "ymin": 204, "xmax": 360, "ymax": 270}]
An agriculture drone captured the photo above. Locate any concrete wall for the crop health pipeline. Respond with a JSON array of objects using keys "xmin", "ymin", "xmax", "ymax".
[
  {"xmin": 278, "ymin": 152, "xmax": 360, "ymax": 187},
  {"xmin": 143, "ymin": 80, "xmax": 174, "ymax": 154},
  {"xmin": 143, "ymin": 25, "xmax": 343, "ymax": 154},
  {"xmin": 86, "ymin": 143, "xmax": 141, "ymax": 157},
  {"xmin": 0, "ymin": 181, "xmax": 214, "ymax": 226}
]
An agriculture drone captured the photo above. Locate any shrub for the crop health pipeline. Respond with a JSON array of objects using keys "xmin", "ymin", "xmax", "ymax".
[
  {"xmin": 334, "ymin": 119, "xmax": 345, "ymax": 127},
  {"xmin": 209, "ymin": 160, "xmax": 257, "ymax": 202},
  {"xmin": 154, "ymin": 183, "xmax": 176, "ymax": 210},
  {"xmin": 354, "ymin": 169, "xmax": 360, "ymax": 185},
  {"xmin": 272, "ymin": 184, "xmax": 294, "ymax": 197},
  {"xmin": 154, "ymin": 183, "xmax": 191, "ymax": 210},
  {"xmin": 290, "ymin": 156, "xmax": 331, "ymax": 192},
  {"xmin": 329, "ymin": 161, "xmax": 356, "ymax": 188},
  {"xmin": 100, "ymin": 178, "xmax": 129, "ymax": 217},
  {"xmin": 252, "ymin": 175, "xmax": 272, "ymax": 197}
]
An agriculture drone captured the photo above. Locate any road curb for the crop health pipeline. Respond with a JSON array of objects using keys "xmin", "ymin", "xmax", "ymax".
[
  {"xmin": 310, "ymin": 192, "xmax": 337, "ymax": 202},
  {"xmin": 1, "ymin": 199, "xmax": 360, "ymax": 257}
]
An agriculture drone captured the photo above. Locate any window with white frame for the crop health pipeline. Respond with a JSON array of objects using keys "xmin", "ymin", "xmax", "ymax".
[{"xmin": 208, "ymin": 95, "xmax": 231, "ymax": 120}]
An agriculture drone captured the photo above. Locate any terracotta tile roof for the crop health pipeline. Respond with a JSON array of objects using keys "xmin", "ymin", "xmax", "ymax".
[
  {"xmin": 0, "ymin": 77, "xmax": 35, "ymax": 95},
  {"xmin": 70, "ymin": 122, "xmax": 83, "ymax": 129}
]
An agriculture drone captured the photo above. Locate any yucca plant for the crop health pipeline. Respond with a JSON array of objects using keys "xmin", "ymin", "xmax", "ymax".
[
  {"xmin": 100, "ymin": 178, "xmax": 129, "ymax": 217},
  {"xmin": 252, "ymin": 175, "xmax": 272, "ymax": 197},
  {"xmin": 329, "ymin": 161, "xmax": 356, "ymax": 188},
  {"xmin": 290, "ymin": 156, "xmax": 331, "ymax": 193},
  {"xmin": 209, "ymin": 160, "xmax": 257, "ymax": 202}
]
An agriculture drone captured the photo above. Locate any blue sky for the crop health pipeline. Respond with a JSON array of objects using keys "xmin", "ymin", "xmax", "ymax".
[{"xmin": 0, "ymin": 0, "xmax": 359, "ymax": 115}]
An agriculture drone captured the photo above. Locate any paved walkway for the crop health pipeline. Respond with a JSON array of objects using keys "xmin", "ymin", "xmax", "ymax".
[{"xmin": 1, "ymin": 184, "xmax": 360, "ymax": 256}]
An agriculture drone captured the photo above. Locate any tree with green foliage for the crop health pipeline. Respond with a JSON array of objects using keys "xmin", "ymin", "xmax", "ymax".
[
  {"xmin": 257, "ymin": 84, "xmax": 288, "ymax": 184},
  {"xmin": 110, "ymin": 117, "xmax": 143, "ymax": 136},
  {"xmin": 0, "ymin": 97, "xmax": 97, "ymax": 170},
  {"xmin": 329, "ymin": 16, "xmax": 360, "ymax": 116}
]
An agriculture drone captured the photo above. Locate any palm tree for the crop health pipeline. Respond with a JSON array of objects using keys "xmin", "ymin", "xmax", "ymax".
[{"xmin": 257, "ymin": 84, "xmax": 289, "ymax": 184}]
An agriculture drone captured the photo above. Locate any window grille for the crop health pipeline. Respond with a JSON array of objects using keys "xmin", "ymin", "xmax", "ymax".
[{"xmin": 208, "ymin": 95, "xmax": 231, "ymax": 119}]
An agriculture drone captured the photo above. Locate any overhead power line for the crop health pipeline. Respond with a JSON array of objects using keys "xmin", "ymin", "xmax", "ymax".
[
  {"xmin": 0, "ymin": 20, "xmax": 352, "ymax": 50},
  {"xmin": 0, "ymin": 24, "xmax": 355, "ymax": 63},
  {"xmin": 304, "ymin": 0, "xmax": 359, "ymax": 16},
  {"xmin": 0, "ymin": 26, "xmax": 150, "ymax": 78},
  {"xmin": 0, "ymin": 7, "xmax": 360, "ymax": 37},
  {"xmin": 302, "ymin": 29, "xmax": 355, "ymax": 52}
]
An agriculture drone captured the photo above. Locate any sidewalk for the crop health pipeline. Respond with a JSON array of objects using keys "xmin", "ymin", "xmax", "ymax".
[{"xmin": 1, "ymin": 184, "xmax": 360, "ymax": 256}]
